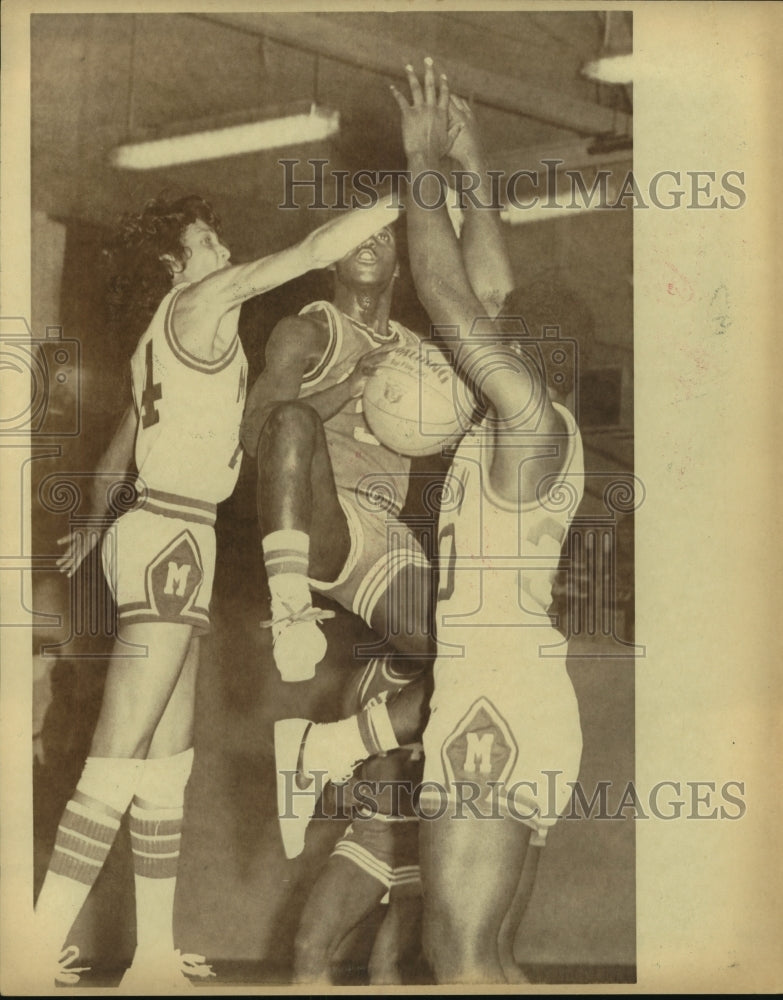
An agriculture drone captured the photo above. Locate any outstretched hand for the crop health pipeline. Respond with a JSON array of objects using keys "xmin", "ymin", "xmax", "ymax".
[
  {"xmin": 390, "ymin": 58, "xmax": 461, "ymax": 163},
  {"xmin": 56, "ymin": 529, "xmax": 100, "ymax": 578}
]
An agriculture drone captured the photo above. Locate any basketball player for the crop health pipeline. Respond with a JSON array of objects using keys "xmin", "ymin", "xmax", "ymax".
[
  {"xmin": 292, "ymin": 655, "xmax": 428, "ymax": 984},
  {"xmin": 279, "ymin": 62, "xmax": 585, "ymax": 984},
  {"xmin": 238, "ymin": 214, "xmax": 438, "ymax": 976},
  {"xmin": 239, "ymin": 220, "xmax": 437, "ymax": 687},
  {"xmin": 36, "ymin": 192, "xmax": 402, "ymax": 988}
]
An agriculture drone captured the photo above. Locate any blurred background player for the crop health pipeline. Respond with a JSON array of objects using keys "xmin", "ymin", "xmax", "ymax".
[{"xmin": 35, "ymin": 192, "xmax": 402, "ymax": 988}]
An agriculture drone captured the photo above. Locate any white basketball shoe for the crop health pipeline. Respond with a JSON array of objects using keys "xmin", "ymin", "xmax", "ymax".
[
  {"xmin": 261, "ymin": 592, "xmax": 335, "ymax": 682},
  {"xmin": 274, "ymin": 719, "xmax": 362, "ymax": 859}
]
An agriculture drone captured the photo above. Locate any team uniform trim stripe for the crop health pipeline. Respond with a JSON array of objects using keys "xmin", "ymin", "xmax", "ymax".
[
  {"xmin": 133, "ymin": 489, "xmax": 217, "ymax": 525},
  {"xmin": 299, "ymin": 302, "xmax": 341, "ymax": 387},
  {"xmin": 117, "ymin": 611, "xmax": 211, "ymax": 632},
  {"xmin": 353, "ymin": 547, "xmax": 430, "ymax": 627},
  {"xmin": 130, "ymin": 839, "xmax": 181, "ymax": 857},
  {"xmin": 130, "ymin": 844, "xmax": 181, "ymax": 859},
  {"xmin": 132, "ymin": 856, "xmax": 181, "ymax": 879},
  {"xmin": 61, "ymin": 804, "xmax": 121, "ymax": 837},
  {"xmin": 119, "ymin": 604, "xmax": 210, "ymax": 621},
  {"xmin": 50, "ymin": 852, "xmax": 102, "ymax": 886},
  {"xmin": 69, "ymin": 794, "xmax": 124, "ymax": 824},
  {"xmin": 55, "ymin": 831, "xmax": 114, "ymax": 863},
  {"xmin": 264, "ymin": 554, "xmax": 309, "ymax": 569},
  {"xmin": 142, "ymin": 489, "xmax": 217, "ymax": 514},
  {"xmin": 332, "ymin": 840, "xmax": 396, "ymax": 888},
  {"xmin": 332, "ymin": 840, "xmax": 421, "ymax": 891},
  {"xmin": 264, "ymin": 548, "xmax": 309, "ymax": 560},
  {"xmin": 52, "ymin": 845, "xmax": 104, "ymax": 868},
  {"xmin": 129, "ymin": 817, "xmax": 183, "ymax": 838},
  {"xmin": 357, "ymin": 659, "xmax": 380, "ymax": 706},
  {"xmin": 164, "ymin": 286, "xmax": 240, "ymax": 374}
]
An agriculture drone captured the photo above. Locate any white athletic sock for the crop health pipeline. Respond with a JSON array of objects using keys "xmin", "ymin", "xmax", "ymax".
[
  {"xmin": 35, "ymin": 756, "xmax": 143, "ymax": 957},
  {"xmin": 306, "ymin": 717, "xmax": 368, "ymax": 778},
  {"xmin": 129, "ymin": 749, "xmax": 194, "ymax": 958}
]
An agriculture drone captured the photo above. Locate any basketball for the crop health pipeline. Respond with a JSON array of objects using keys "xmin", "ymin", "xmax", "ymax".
[{"xmin": 362, "ymin": 343, "xmax": 472, "ymax": 457}]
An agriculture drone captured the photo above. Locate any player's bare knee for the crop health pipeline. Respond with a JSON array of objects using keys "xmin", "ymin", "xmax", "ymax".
[
  {"xmin": 256, "ymin": 400, "xmax": 322, "ymax": 466},
  {"xmin": 266, "ymin": 399, "xmax": 321, "ymax": 437}
]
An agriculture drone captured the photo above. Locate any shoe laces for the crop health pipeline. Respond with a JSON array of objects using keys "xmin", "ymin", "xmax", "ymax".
[
  {"xmin": 56, "ymin": 945, "xmax": 89, "ymax": 985},
  {"xmin": 260, "ymin": 601, "xmax": 336, "ymax": 630}
]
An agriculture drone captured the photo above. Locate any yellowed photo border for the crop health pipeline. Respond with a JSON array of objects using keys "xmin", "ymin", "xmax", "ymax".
[{"xmin": 2, "ymin": 1, "xmax": 781, "ymax": 994}]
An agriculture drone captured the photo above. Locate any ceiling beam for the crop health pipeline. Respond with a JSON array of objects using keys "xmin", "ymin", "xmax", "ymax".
[
  {"xmin": 194, "ymin": 12, "xmax": 631, "ymax": 137},
  {"xmin": 493, "ymin": 136, "xmax": 632, "ymax": 176}
]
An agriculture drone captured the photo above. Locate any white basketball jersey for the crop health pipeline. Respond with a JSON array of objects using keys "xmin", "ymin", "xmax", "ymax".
[
  {"xmin": 436, "ymin": 402, "xmax": 584, "ymax": 636},
  {"xmin": 130, "ymin": 284, "xmax": 248, "ymax": 504},
  {"xmin": 298, "ymin": 301, "xmax": 419, "ymax": 515}
]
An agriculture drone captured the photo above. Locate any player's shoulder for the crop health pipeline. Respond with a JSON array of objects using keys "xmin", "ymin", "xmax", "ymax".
[{"xmin": 268, "ymin": 311, "xmax": 329, "ymax": 356}]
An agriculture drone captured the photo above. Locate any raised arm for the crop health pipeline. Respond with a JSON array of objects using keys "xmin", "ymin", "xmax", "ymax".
[
  {"xmin": 169, "ymin": 197, "xmax": 403, "ymax": 363},
  {"xmin": 447, "ymin": 94, "xmax": 515, "ymax": 318},
  {"xmin": 186, "ymin": 196, "xmax": 402, "ymax": 316},
  {"xmin": 392, "ymin": 62, "xmax": 567, "ymax": 504}
]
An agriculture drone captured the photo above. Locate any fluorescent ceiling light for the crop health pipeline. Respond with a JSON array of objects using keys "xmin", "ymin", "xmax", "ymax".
[
  {"xmin": 112, "ymin": 104, "xmax": 340, "ymax": 170},
  {"xmin": 582, "ymin": 54, "xmax": 634, "ymax": 85}
]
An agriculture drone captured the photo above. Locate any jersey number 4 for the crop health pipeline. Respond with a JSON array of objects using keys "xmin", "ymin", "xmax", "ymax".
[{"xmin": 141, "ymin": 341, "xmax": 162, "ymax": 428}]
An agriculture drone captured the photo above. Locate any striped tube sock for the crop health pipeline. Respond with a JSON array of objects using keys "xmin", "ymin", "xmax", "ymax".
[
  {"xmin": 35, "ymin": 756, "xmax": 142, "ymax": 958},
  {"xmin": 262, "ymin": 529, "xmax": 310, "ymax": 588},
  {"xmin": 129, "ymin": 802, "xmax": 183, "ymax": 955},
  {"xmin": 261, "ymin": 530, "xmax": 329, "ymax": 682},
  {"xmin": 128, "ymin": 749, "xmax": 194, "ymax": 957},
  {"xmin": 48, "ymin": 796, "xmax": 122, "ymax": 885}
]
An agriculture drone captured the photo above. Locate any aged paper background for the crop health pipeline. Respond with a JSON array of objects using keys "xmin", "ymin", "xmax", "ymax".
[{"xmin": 1, "ymin": 0, "xmax": 781, "ymax": 994}]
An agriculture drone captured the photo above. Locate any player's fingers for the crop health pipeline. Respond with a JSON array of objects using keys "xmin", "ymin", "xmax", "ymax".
[
  {"xmin": 405, "ymin": 63, "xmax": 423, "ymax": 106},
  {"xmin": 56, "ymin": 534, "xmax": 73, "ymax": 546},
  {"xmin": 445, "ymin": 122, "xmax": 464, "ymax": 156},
  {"xmin": 452, "ymin": 93, "xmax": 469, "ymax": 113},
  {"xmin": 437, "ymin": 72, "xmax": 450, "ymax": 111},
  {"xmin": 389, "ymin": 84, "xmax": 409, "ymax": 112},
  {"xmin": 423, "ymin": 57, "xmax": 436, "ymax": 105}
]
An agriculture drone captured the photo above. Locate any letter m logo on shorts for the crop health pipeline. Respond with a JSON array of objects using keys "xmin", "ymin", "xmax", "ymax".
[
  {"xmin": 442, "ymin": 697, "xmax": 518, "ymax": 801},
  {"xmin": 147, "ymin": 530, "xmax": 204, "ymax": 621}
]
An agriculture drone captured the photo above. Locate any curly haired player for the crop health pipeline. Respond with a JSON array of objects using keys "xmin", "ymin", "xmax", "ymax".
[{"xmin": 35, "ymin": 192, "xmax": 401, "ymax": 989}]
